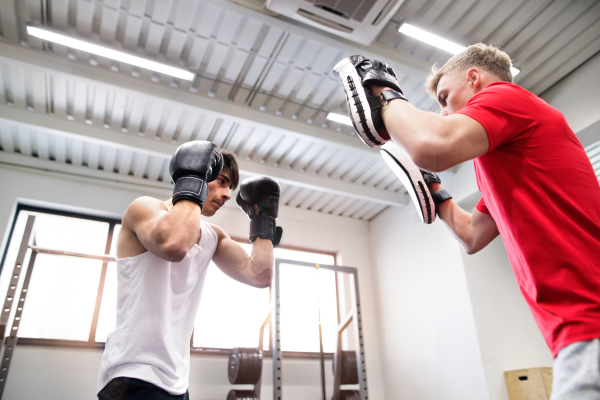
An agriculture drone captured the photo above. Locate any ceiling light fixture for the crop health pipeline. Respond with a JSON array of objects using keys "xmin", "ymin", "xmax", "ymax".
[
  {"xmin": 326, "ymin": 112, "xmax": 353, "ymax": 126},
  {"xmin": 399, "ymin": 23, "xmax": 520, "ymax": 77},
  {"xmin": 26, "ymin": 25, "xmax": 195, "ymax": 81}
]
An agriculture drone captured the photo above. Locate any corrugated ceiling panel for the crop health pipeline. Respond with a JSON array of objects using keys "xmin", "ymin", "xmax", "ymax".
[
  {"xmin": 1, "ymin": 0, "xmax": 597, "ymax": 220},
  {"xmin": 358, "ymin": 203, "xmax": 387, "ymax": 221}
]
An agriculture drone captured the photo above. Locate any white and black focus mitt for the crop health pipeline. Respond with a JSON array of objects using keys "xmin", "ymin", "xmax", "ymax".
[{"xmin": 380, "ymin": 142, "xmax": 452, "ymax": 224}]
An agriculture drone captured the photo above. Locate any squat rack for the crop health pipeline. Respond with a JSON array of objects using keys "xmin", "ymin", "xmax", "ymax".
[
  {"xmin": 0, "ymin": 214, "xmax": 116, "ymax": 399},
  {"xmin": 270, "ymin": 259, "xmax": 369, "ymax": 400}
]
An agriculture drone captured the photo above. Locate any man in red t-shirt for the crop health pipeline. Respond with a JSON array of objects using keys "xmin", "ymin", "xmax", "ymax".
[{"xmin": 333, "ymin": 44, "xmax": 600, "ymax": 399}]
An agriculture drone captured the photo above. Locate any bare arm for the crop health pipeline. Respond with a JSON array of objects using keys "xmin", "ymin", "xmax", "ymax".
[
  {"xmin": 435, "ymin": 195, "xmax": 499, "ymax": 254},
  {"xmin": 381, "ymin": 100, "xmax": 489, "ymax": 172},
  {"xmin": 119, "ymin": 197, "xmax": 201, "ymax": 261},
  {"xmin": 210, "ymin": 224, "xmax": 274, "ymax": 288}
]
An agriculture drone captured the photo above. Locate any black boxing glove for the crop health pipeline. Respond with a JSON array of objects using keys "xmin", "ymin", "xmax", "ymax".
[
  {"xmin": 420, "ymin": 169, "xmax": 453, "ymax": 209},
  {"xmin": 236, "ymin": 176, "xmax": 283, "ymax": 246},
  {"xmin": 169, "ymin": 141, "xmax": 223, "ymax": 208}
]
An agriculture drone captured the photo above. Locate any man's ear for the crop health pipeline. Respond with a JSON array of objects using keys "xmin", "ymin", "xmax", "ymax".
[{"xmin": 467, "ymin": 68, "xmax": 481, "ymax": 91}]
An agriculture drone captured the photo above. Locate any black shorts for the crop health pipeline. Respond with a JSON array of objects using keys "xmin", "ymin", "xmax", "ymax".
[{"xmin": 98, "ymin": 377, "xmax": 190, "ymax": 400}]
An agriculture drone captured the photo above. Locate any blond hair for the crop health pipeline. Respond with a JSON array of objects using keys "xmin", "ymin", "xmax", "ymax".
[{"xmin": 425, "ymin": 43, "xmax": 513, "ymax": 98}]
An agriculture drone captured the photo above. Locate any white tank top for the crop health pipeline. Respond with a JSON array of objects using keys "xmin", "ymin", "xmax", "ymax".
[{"xmin": 97, "ymin": 219, "xmax": 218, "ymax": 395}]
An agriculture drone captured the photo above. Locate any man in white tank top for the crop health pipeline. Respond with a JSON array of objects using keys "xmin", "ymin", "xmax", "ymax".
[{"xmin": 97, "ymin": 141, "xmax": 283, "ymax": 400}]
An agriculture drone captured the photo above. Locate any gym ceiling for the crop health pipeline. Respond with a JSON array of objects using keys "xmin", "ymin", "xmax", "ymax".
[{"xmin": 0, "ymin": 0, "xmax": 598, "ymax": 220}]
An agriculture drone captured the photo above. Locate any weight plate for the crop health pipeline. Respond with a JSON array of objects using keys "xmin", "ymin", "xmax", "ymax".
[
  {"xmin": 340, "ymin": 390, "xmax": 360, "ymax": 400},
  {"xmin": 228, "ymin": 347, "xmax": 263, "ymax": 384},
  {"xmin": 227, "ymin": 389, "xmax": 258, "ymax": 400},
  {"xmin": 333, "ymin": 351, "xmax": 359, "ymax": 385}
]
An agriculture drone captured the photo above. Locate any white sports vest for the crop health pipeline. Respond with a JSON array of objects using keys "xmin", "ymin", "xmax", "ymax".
[{"xmin": 97, "ymin": 219, "xmax": 218, "ymax": 395}]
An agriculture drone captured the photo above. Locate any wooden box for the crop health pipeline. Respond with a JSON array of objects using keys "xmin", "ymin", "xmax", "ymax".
[{"xmin": 504, "ymin": 367, "xmax": 553, "ymax": 400}]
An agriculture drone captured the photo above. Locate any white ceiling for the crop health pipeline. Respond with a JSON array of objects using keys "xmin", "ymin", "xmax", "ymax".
[{"xmin": 0, "ymin": 0, "xmax": 599, "ymax": 220}]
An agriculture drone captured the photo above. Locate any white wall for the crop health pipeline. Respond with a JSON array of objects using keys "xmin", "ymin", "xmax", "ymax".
[
  {"xmin": 460, "ymin": 233, "xmax": 553, "ymax": 400},
  {"xmin": 0, "ymin": 164, "xmax": 385, "ymax": 400},
  {"xmin": 369, "ymin": 201, "xmax": 489, "ymax": 400},
  {"xmin": 368, "ymin": 161, "xmax": 555, "ymax": 400}
]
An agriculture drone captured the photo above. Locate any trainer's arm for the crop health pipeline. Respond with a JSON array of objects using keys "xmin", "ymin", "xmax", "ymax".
[
  {"xmin": 435, "ymin": 194, "xmax": 499, "ymax": 254},
  {"xmin": 380, "ymin": 100, "xmax": 489, "ymax": 172},
  {"xmin": 211, "ymin": 224, "xmax": 273, "ymax": 288},
  {"xmin": 122, "ymin": 197, "xmax": 201, "ymax": 261}
]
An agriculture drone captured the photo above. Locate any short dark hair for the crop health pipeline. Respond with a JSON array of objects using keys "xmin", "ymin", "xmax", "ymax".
[{"xmin": 220, "ymin": 149, "xmax": 239, "ymax": 191}]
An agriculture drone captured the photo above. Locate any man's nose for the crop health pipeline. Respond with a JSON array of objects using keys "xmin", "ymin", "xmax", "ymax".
[{"xmin": 222, "ymin": 188, "xmax": 231, "ymax": 201}]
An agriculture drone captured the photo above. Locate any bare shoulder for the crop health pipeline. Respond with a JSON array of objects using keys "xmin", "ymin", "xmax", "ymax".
[
  {"xmin": 123, "ymin": 197, "xmax": 169, "ymax": 227},
  {"xmin": 208, "ymin": 223, "xmax": 228, "ymax": 240}
]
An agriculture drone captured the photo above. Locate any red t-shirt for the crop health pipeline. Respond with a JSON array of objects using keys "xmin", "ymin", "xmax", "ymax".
[{"xmin": 455, "ymin": 82, "xmax": 600, "ymax": 357}]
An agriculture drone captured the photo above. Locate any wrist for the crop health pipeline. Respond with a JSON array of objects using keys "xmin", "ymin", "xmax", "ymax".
[
  {"xmin": 429, "ymin": 182, "xmax": 442, "ymax": 192},
  {"xmin": 172, "ymin": 199, "xmax": 202, "ymax": 209},
  {"xmin": 431, "ymin": 188, "xmax": 452, "ymax": 207}
]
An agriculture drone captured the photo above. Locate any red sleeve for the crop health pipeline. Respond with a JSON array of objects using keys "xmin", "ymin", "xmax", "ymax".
[
  {"xmin": 475, "ymin": 196, "xmax": 490, "ymax": 214},
  {"xmin": 454, "ymin": 82, "xmax": 535, "ymax": 152}
]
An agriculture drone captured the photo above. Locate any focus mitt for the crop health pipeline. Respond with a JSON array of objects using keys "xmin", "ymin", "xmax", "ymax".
[{"xmin": 380, "ymin": 142, "xmax": 436, "ymax": 224}]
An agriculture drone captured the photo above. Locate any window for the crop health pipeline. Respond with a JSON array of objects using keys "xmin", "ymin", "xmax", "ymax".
[
  {"xmin": 0, "ymin": 205, "xmax": 339, "ymax": 356},
  {"xmin": 192, "ymin": 244, "xmax": 336, "ymax": 353},
  {"xmin": 0, "ymin": 205, "xmax": 118, "ymax": 344}
]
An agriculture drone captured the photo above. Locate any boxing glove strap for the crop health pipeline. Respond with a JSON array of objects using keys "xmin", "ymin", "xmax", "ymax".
[
  {"xmin": 250, "ymin": 213, "xmax": 282, "ymax": 246},
  {"xmin": 172, "ymin": 176, "xmax": 208, "ymax": 208},
  {"xmin": 432, "ymin": 189, "xmax": 452, "ymax": 206}
]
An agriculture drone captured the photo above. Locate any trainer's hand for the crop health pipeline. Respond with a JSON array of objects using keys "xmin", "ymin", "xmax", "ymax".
[
  {"xmin": 169, "ymin": 141, "xmax": 223, "ymax": 209},
  {"xmin": 420, "ymin": 170, "xmax": 453, "ymax": 211},
  {"xmin": 237, "ymin": 176, "xmax": 283, "ymax": 246}
]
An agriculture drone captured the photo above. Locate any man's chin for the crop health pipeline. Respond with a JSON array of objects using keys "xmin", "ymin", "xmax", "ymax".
[{"xmin": 201, "ymin": 206, "xmax": 217, "ymax": 217}]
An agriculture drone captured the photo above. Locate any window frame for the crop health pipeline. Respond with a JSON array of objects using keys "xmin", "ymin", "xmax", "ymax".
[
  {"xmin": 0, "ymin": 203, "xmax": 120, "ymax": 349},
  {"xmin": 1, "ymin": 205, "xmax": 339, "ymax": 359}
]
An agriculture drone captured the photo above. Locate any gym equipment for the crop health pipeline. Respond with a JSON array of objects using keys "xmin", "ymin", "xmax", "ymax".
[
  {"xmin": 339, "ymin": 390, "xmax": 360, "ymax": 400},
  {"xmin": 226, "ymin": 389, "xmax": 259, "ymax": 400},
  {"xmin": 334, "ymin": 351, "xmax": 358, "ymax": 385},
  {"xmin": 226, "ymin": 259, "xmax": 368, "ymax": 400},
  {"xmin": 316, "ymin": 265, "xmax": 326, "ymax": 400},
  {"xmin": 0, "ymin": 215, "xmax": 116, "ymax": 399},
  {"xmin": 332, "ymin": 55, "xmax": 406, "ymax": 148},
  {"xmin": 331, "ymin": 265, "xmax": 368, "ymax": 400},
  {"xmin": 380, "ymin": 141, "xmax": 436, "ymax": 224},
  {"xmin": 228, "ymin": 347, "xmax": 263, "ymax": 385},
  {"xmin": 226, "ymin": 308, "xmax": 271, "ymax": 399}
]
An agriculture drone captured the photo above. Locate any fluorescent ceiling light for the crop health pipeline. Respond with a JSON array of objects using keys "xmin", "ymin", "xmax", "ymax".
[
  {"xmin": 327, "ymin": 112, "xmax": 353, "ymax": 126},
  {"xmin": 399, "ymin": 23, "xmax": 519, "ymax": 77},
  {"xmin": 399, "ymin": 23, "xmax": 465, "ymax": 55},
  {"xmin": 26, "ymin": 25, "xmax": 195, "ymax": 81}
]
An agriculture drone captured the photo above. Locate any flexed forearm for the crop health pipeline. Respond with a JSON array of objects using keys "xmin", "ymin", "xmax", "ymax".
[
  {"xmin": 149, "ymin": 201, "xmax": 202, "ymax": 259},
  {"xmin": 436, "ymin": 199, "xmax": 499, "ymax": 254},
  {"xmin": 248, "ymin": 238, "xmax": 274, "ymax": 287}
]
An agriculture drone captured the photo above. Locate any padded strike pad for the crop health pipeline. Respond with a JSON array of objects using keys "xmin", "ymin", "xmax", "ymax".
[
  {"xmin": 333, "ymin": 57, "xmax": 387, "ymax": 147},
  {"xmin": 380, "ymin": 142, "xmax": 436, "ymax": 224}
]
